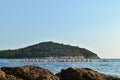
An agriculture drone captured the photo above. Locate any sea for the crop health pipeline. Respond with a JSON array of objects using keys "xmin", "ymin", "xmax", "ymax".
[{"xmin": 0, "ymin": 59, "xmax": 120, "ymax": 77}]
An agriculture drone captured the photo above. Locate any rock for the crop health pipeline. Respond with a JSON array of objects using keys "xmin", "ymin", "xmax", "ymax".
[
  {"xmin": 56, "ymin": 67, "xmax": 120, "ymax": 80},
  {"xmin": 0, "ymin": 70, "xmax": 23, "ymax": 80},
  {"xmin": 0, "ymin": 70, "xmax": 6, "ymax": 79},
  {"xmin": 4, "ymin": 75, "xmax": 23, "ymax": 80},
  {"xmin": 0, "ymin": 65, "xmax": 120, "ymax": 80},
  {"xmin": 106, "ymin": 76, "xmax": 120, "ymax": 80},
  {"xmin": 1, "ymin": 65, "xmax": 59, "ymax": 80}
]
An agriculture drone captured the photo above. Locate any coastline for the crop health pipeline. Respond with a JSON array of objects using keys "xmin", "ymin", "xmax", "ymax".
[{"xmin": 7, "ymin": 58, "xmax": 109, "ymax": 63}]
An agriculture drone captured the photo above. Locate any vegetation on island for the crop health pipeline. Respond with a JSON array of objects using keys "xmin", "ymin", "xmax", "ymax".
[{"xmin": 0, "ymin": 41, "xmax": 99, "ymax": 58}]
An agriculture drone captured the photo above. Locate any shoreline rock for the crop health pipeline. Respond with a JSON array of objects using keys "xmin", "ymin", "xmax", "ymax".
[
  {"xmin": 0, "ymin": 65, "xmax": 59, "ymax": 80},
  {"xmin": 56, "ymin": 67, "xmax": 120, "ymax": 80},
  {"xmin": 0, "ymin": 65, "xmax": 120, "ymax": 80}
]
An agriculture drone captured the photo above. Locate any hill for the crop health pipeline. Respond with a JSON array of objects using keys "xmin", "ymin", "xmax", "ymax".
[{"xmin": 0, "ymin": 41, "xmax": 99, "ymax": 58}]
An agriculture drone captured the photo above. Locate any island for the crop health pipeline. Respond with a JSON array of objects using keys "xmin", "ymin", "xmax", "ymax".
[{"xmin": 0, "ymin": 41, "xmax": 99, "ymax": 59}]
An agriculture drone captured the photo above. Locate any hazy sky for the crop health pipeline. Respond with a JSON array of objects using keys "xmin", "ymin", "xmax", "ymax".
[{"xmin": 0, "ymin": 0, "xmax": 120, "ymax": 58}]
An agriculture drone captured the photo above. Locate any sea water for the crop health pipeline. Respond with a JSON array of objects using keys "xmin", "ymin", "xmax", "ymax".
[{"xmin": 0, "ymin": 59, "xmax": 120, "ymax": 77}]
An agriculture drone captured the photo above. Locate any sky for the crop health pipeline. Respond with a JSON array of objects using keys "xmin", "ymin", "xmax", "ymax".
[{"xmin": 0, "ymin": 0, "xmax": 120, "ymax": 58}]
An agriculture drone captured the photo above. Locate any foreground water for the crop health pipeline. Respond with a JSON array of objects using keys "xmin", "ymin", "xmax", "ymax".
[{"xmin": 0, "ymin": 59, "xmax": 120, "ymax": 77}]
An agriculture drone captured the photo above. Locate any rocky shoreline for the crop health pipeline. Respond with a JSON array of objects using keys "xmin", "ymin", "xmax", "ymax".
[{"xmin": 0, "ymin": 65, "xmax": 120, "ymax": 80}]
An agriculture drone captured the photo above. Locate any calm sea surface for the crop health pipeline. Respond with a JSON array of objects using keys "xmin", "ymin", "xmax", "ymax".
[{"xmin": 0, "ymin": 59, "xmax": 120, "ymax": 77}]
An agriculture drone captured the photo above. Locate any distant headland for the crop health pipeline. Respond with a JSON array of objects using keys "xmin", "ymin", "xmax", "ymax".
[{"xmin": 0, "ymin": 41, "xmax": 99, "ymax": 59}]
